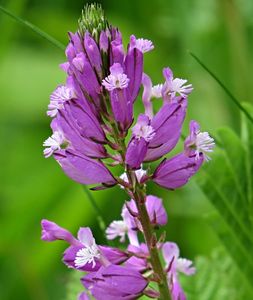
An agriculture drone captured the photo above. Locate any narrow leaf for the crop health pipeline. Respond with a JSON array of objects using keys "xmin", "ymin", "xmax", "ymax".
[
  {"xmin": 0, "ymin": 5, "xmax": 65, "ymax": 51},
  {"xmin": 189, "ymin": 51, "xmax": 253, "ymax": 125},
  {"xmin": 241, "ymin": 103, "xmax": 253, "ymax": 208}
]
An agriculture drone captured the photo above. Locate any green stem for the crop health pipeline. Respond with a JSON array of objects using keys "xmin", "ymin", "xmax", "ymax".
[{"xmin": 127, "ymin": 171, "xmax": 171, "ymax": 300}]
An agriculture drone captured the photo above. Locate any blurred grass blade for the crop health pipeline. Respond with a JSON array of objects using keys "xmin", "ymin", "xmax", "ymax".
[
  {"xmin": 197, "ymin": 117, "xmax": 253, "ymax": 292},
  {"xmin": 189, "ymin": 51, "xmax": 253, "ymax": 125},
  {"xmin": 82, "ymin": 185, "xmax": 106, "ymax": 232},
  {"xmin": 0, "ymin": 5, "xmax": 65, "ymax": 51}
]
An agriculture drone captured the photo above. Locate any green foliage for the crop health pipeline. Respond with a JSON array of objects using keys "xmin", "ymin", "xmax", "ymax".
[
  {"xmin": 196, "ymin": 103, "xmax": 253, "ymax": 295},
  {"xmin": 181, "ymin": 248, "xmax": 252, "ymax": 300}
]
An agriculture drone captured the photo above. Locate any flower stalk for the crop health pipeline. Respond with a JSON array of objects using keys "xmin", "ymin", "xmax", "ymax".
[{"xmin": 130, "ymin": 174, "xmax": 171, "ymax": 300}]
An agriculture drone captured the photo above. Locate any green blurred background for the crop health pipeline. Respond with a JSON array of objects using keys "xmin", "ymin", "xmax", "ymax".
[{"xmin": 0, "ymin": 0, "xmax": 252, "ymax": 299}]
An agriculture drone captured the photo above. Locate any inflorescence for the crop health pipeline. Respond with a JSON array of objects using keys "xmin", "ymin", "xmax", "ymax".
[{"xmin": 41, "ymin": 4, "xmax": 214, "ymax": 300}]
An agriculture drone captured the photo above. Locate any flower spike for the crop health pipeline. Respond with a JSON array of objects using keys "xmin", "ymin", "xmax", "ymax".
[{"xmin": 42, "ymin": 4, "xmax": 214, "ymax": 299}]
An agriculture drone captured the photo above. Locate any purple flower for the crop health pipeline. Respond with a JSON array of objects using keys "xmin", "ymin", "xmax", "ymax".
[
  {"xmin": 162, "ymin": 67, "xmax": 193, "ymax": 102},
  {"xmin": 72, "ymin": 227, "xmax": 101, "ymax": 269},
  {"xmin": 110, "ymin": 35, "xmax": 124, "ymax": 65},
  {"xmin": 43, "ymin": 131, "xmax": 65, "ymax": 158},
  {"xmin": 102, "ymin": 63, "xmax": 133, "ymax": 130},
  {"xmin": 66, "ymin": 38, "xmax": 101, "ymax": 108},
  {"xmin": 126, "ymin": 114, "xmax": 155, "ymax": 169},
  {"xmin": 144, "ymin": 98, "xmax": 187, "ymax": 162},
  {"xmin": 68, "ymin": 32, "xmax": 83, "ymax": 54},
  {"xmin": 162, "ymin": 242, "xmax": 195, "ymax": 276},
  {"xmin": 41, "ymin": 219, "xmax": 79, "ymax": 245},
  {"xmin": 47, "ymin": 85, "xmax": 74, "ymax": 117},
  {"xmin": 125, "ymin": 136, "xmax": 149, "ymax": 166},
  {"xmin": 125, "ymin": 36, "xmax": 144, "ymax": 102},
  {"xmin": 61, "ymin": 98, "xmax": 106, "ymax": 143},
  {"xmin": 153, "ymin": 152, "xmax": 203, "ymax": 190},
  {"xmin": 41, "ymin": 220, "xmax": 128, "ymax": 271},
  {"xmin": 106, "ymin": 220, "xmax": 128, "ymax": 243},
  {"xmin": 42, "ymin": 223, "xmax": 101, "ymax": 271},
  {"xmin": 141, "ymin": 73, "xmax": 188, "ymax": 161},
  {"xmin": 151, "ymin": 84, "xmax": 163, "ymax": 98},
  {"xmin": 43, "ymin": 100, "xmax": 117, "ymax": 186},
  {"xmin": 141, "ymin": 74, "xmax": 154, "ymax": 118},
  {"xmin": 99, "ymin": 30, "xmax": 109, "ymax": 53},
  {"xmin": 102, "ymin": 63, "xmax": 129, "ymax": 90},
  {"xmin": 145, "ymin": 195, "xmax": 168, "ymax": 226},
  {"xmin": 99, "ymin": 246, "xmax": 129, "ymax": 266},
  {"xmin": 152, "ymin": 120, "xmax": 214, "ymax": 190},
  {"xmin": 127, "ymin": 243, "xmax": 149, "ymax": 257},
  {"xmin": 81, "ymin": 264, "xmax": 148, "ymax": 300},
  {"xmin": 131, "ymin": 115, "xmax": 155, "ymax": 142},
  {"xmin": 162, "ymin": 242, "xmax": 195, "ymax": 300},
  {"xmin": 49, "ymin": 114, "xmax": 107, "ymax": 159},
  {"xmin": 141, "ymin": 73, "xmax": 163, "ymax": 118},
  {"xmin": 64, "ymin": 244, "xmax": 128, "ymax": 272},
  {"xmin": 148, "ymin": 99, "xmax": 186, "ymax": 147},
  {"xmin": 129, "ymin": 35, "xmax": 154, "ymax": 53},
  {"xmin": 54, "ymin": 149, "xmax": 116, "ymax": 186},
  {"xmin": 184, "ymin": 120, "xmax": 215, "ymax": 161},
  {"xmin": 125, "ymin": 243, "xmax": 149, "ymax": 272},
  {"xmin": 84, "ymin": 32, "xmax": 102, "ymax": 75}
]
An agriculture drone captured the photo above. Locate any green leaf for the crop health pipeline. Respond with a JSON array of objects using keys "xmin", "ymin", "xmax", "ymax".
[
  {"xmin": 181, "ymin": 248, "xmax": 252, "ymax": 300},
  {"xmin": 196, "ymin": 103, "xmax": 253, "ymax": 293}
]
